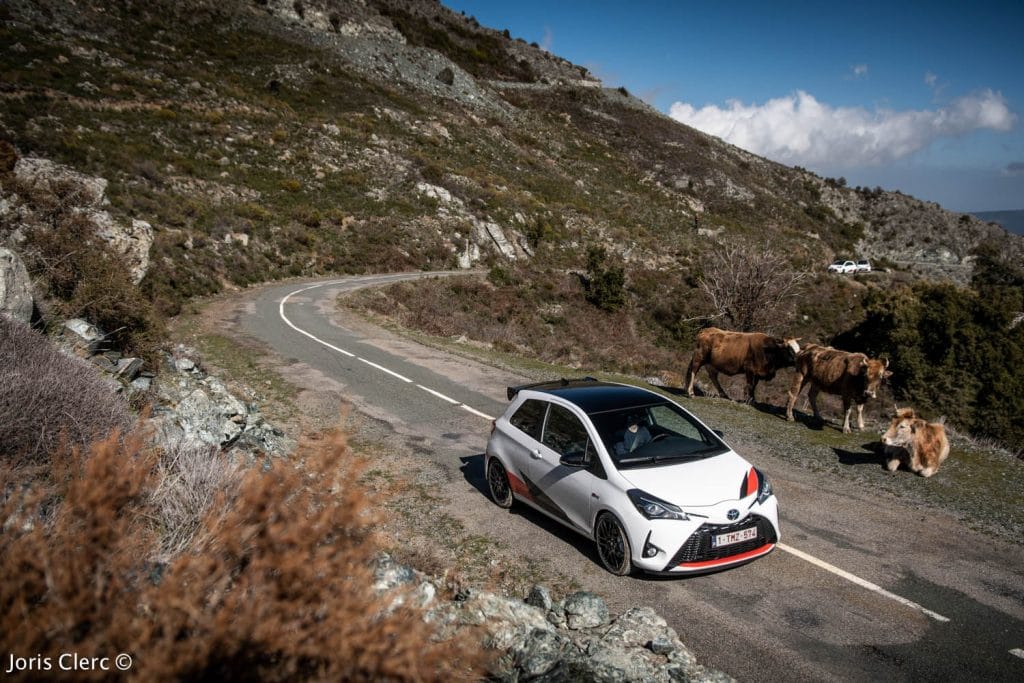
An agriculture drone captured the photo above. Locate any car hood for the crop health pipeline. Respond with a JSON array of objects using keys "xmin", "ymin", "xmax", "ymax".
[{"xmin": 618, "ymin": 450, "xmax": 753, "ymax": 508}]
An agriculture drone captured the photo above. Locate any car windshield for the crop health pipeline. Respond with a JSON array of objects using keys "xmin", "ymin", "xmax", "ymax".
[
  {"xmin": 831, "ymin": 260, "xmax": 844, "ymax": 265},
  {"xmin": 589, "ymin": 401, "xmax": 728, "ymax": 469}
]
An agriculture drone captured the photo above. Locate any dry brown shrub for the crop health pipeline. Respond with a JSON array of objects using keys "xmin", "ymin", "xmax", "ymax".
[
  {"xmin": 0, "ymin": 315, "xmax": 132, "ymax": 463},
  {"xmin": 0, "ymin": 427, "xmax": 485, "ymax": 682},
  {"xmin": 0, "ymin": 139, "xmax": 18, "ymax": 174},
  {"xmin": 0, "ymin": 430, "xmax": 155, "ymax": 682}
]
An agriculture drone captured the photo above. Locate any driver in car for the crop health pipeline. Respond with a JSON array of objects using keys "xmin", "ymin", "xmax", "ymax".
[{"xmin": 615, "ymin": 414, "xmax": 652, "ymax": 455}]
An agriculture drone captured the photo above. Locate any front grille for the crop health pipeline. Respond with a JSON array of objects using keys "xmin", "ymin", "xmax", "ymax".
[{"xmin": 664, "ymin": 515, "xmax": 777, "ymax": 570}]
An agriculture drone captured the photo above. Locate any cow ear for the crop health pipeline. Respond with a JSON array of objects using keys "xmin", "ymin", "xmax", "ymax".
[{"xmin": 883, "ymin": 370, "xmax": 893, "ymax": 379}]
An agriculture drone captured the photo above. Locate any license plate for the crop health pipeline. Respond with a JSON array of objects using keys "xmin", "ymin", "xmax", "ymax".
[{"xmin": 711, "ymin": 526, "xmax": 757, "ymax": 548}]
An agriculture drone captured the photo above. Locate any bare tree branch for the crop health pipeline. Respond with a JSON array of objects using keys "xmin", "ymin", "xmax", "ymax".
[{"xmin": 697, "ymin": 240, "xmax": 810, "ymax": 332}]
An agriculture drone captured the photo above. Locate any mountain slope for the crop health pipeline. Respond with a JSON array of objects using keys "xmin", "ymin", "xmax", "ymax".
[{"xmin": 3, "ymin": 0, "xmax": 1018, "ymax": 308}]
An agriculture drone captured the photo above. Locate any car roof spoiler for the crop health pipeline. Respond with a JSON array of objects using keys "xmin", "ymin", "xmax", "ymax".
[{"xmin": 507, "ymin": 377, "xmax": 598, "ymax": 401}]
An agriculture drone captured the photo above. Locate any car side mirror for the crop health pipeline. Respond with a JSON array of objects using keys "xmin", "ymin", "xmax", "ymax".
[
  {"xmin": 712, "ymin": 429, "xmax": 725, "ymax": 439},
  {"xmin": 559, "ymin": 453, "xmax": 587, "ymax": 468}
]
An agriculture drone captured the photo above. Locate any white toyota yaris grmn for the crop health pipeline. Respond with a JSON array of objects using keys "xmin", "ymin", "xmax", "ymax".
[{"xmin": 484, "ymin": 379, "xmax": 780, "ymax": 575}]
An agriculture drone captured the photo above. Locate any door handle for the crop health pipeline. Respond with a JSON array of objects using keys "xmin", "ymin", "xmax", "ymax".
[
  {"xmin": 530, "ymin": 449, "xmax": 542, "ymax": 459},
  {"xmin": 591, "ymin": 493, "xmax": 600, "ymax": 500}
]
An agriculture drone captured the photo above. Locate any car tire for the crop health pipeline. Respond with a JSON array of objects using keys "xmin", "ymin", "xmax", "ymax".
[
  {"xmin": 486, "ymin": 458, "xmax": 514, "ymax": 509},
  {"xmin": 594, "ymin": 512, "xmax": 633, "ymax": 576}
]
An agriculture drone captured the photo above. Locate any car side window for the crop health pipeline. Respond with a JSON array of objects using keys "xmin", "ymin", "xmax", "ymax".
[
  {"xmin": 542, "ymin": 404, "xmax": 590, "ymax": 459},
  {"xmin": 509, "ymin": 399, "xmax": 547, "ymax": 441}
]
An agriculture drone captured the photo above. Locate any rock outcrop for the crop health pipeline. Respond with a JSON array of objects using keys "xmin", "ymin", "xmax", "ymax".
[
  {"xmin": 415, "ymin": 181, "xmax": 531, "ymax": 264},
  {"xmin": 374, "ymin": 555, "xmax": 732, "ymax": 683},
  {"xmin": 151, "ymin": 345, "xmax": 291, "ymax": 459},
  {"xmin": 57, "ymin": 318, "xmax": 290, "ymax": 460},
  {"xmin": 11, "ymin": 157, "xmax": 153, "ymax": 284},
  {"xmin": 0, "ymin": 247, "xmax": 34, "ymax": 322}
]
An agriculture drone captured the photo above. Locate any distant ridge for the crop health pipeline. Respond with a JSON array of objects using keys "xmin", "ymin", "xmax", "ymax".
[{"xmin": 972, "ymin": 210, "xmax": 1024, "ymax": 236}]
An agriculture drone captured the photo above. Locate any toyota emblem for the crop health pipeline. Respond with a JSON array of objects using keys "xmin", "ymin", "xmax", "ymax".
[{"xmin": 727, "ymin": 509, "xmax": 740, "ymax": 520}]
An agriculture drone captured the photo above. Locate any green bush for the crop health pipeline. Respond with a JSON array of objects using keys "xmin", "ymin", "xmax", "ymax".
[
  {"xmin": 487, "ymin": 265, "xmax": 516, "ymax": 287},
  {"xmin": 584, "ymin": 246, "xmax": 625, "ymax": 312},
  {"xmin": 834, "ymin": 282, "xmax": 1024, "ymax": 452}
]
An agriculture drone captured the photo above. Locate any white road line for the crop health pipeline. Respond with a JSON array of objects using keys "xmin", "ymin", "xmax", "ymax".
[
  {"xmin": 459, "ymin": 404, "xmax": 496, "ymax": 421},
  {"xmin": 1010, "ymin": 648, "xmax": 1024, "ymax": 660},
  {"xmin": 417, "ymin": 385, "xmax": 461, "ymax": 404},
  {"xmin": 357, "ymin": 356, "xmax": 413, "ymax": 382},
  {"xmin": 778, "ymin": 543, "xmax": 950, "ymax": 622},
  {"xmin": 279, "ymin": 281, "xmax": 356, "ymax": 357}
]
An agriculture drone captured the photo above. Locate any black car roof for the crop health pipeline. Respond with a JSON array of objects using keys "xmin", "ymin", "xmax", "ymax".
[{"xmin": 510, "ymin": 379, "xmax": 666, "ymax": 414}]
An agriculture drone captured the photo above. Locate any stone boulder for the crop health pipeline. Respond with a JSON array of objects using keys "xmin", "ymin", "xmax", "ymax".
[
  {"xmin": 63, "ymin": 317, "xmax": 106, "ymax": 355},
  {"xmin": 563, "ymin": 591, "xmax": 610, "ymax": 629},
  {"xmin": 94, "ymin": 217, "xmax": 153, "ymax": 285},
  {"xmin": 0, "ymin": 247, "xmax": 33, "ymax": 322}
]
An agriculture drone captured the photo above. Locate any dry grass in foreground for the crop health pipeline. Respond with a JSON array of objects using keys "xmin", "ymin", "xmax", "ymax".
[{"xmin": 1, "ymin": 426, "xmax": 485, "ymax": 682}]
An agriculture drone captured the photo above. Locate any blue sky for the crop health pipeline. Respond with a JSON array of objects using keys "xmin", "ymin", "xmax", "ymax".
[{"xmin": 443, "ymin": 1, "xmax": 1023, "ymax": 212}]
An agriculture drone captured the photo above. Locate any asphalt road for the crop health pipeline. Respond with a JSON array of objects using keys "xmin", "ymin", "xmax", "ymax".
[{"xmin": 237, "ymin": 273, "xmax": 1024, "ymax": 682}]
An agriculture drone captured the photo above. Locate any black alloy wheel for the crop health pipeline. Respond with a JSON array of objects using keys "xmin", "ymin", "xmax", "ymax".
[
  {"xmin": 595, "ymin": 512, "xmax": 633, "ymax": 575},
  {"xmin": 487, "ymin": 458, "xmax": 514, "ymax": 509}
]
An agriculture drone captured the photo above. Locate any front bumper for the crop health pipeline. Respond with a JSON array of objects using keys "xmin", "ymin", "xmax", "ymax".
[{"xmin": 630, "ymin": 497, "xmax": 781, "ymax": 573}]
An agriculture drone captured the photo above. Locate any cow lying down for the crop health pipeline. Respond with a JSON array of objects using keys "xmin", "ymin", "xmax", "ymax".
[{"xmin": 881, "ymin": 408, "xmax": 950, "ymax": 478}]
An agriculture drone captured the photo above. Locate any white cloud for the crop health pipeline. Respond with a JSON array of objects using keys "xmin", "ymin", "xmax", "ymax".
[
  {"xmin": 924, "ymin": 71, "xmax": 938, "ymax": 87},
  {"xmin": 851, "ymin": 64, "xmax": 868, "ymax": 79},
  {"xmin": 668, "ymin": 90, "xmax": 1016, "ymax": 167}
]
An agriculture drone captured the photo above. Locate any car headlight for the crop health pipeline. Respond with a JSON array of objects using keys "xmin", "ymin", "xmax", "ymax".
[
  {"xmin": 627, "ymin": 489, "xmax": 689, "ymax": 521},
  {"xmin": 756, "ymin": 469, "xmax": 773, "ymax": 504}
]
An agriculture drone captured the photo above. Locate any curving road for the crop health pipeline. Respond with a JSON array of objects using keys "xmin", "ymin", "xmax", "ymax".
[{"xmin": 237, "ymin": 273, "xmax": 1024, "ymax": 682}]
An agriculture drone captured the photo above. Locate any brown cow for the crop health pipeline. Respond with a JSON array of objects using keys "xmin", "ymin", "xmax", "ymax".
[
  {"xmin": 881, "ymin": 408, "xmax": 950, "ymax": 477},
  {"xmin": 685, "ymin": 327, "xmax": 801, "ymax": 402},
  {"xmin": 785, "ymin": 343, "xmax": 891, "ymax": 433}
]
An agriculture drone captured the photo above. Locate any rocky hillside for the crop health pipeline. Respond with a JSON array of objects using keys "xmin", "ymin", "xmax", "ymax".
[{"xmin": 3, "ymin": 0, "xmax": 1019, "ymax": 325}]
